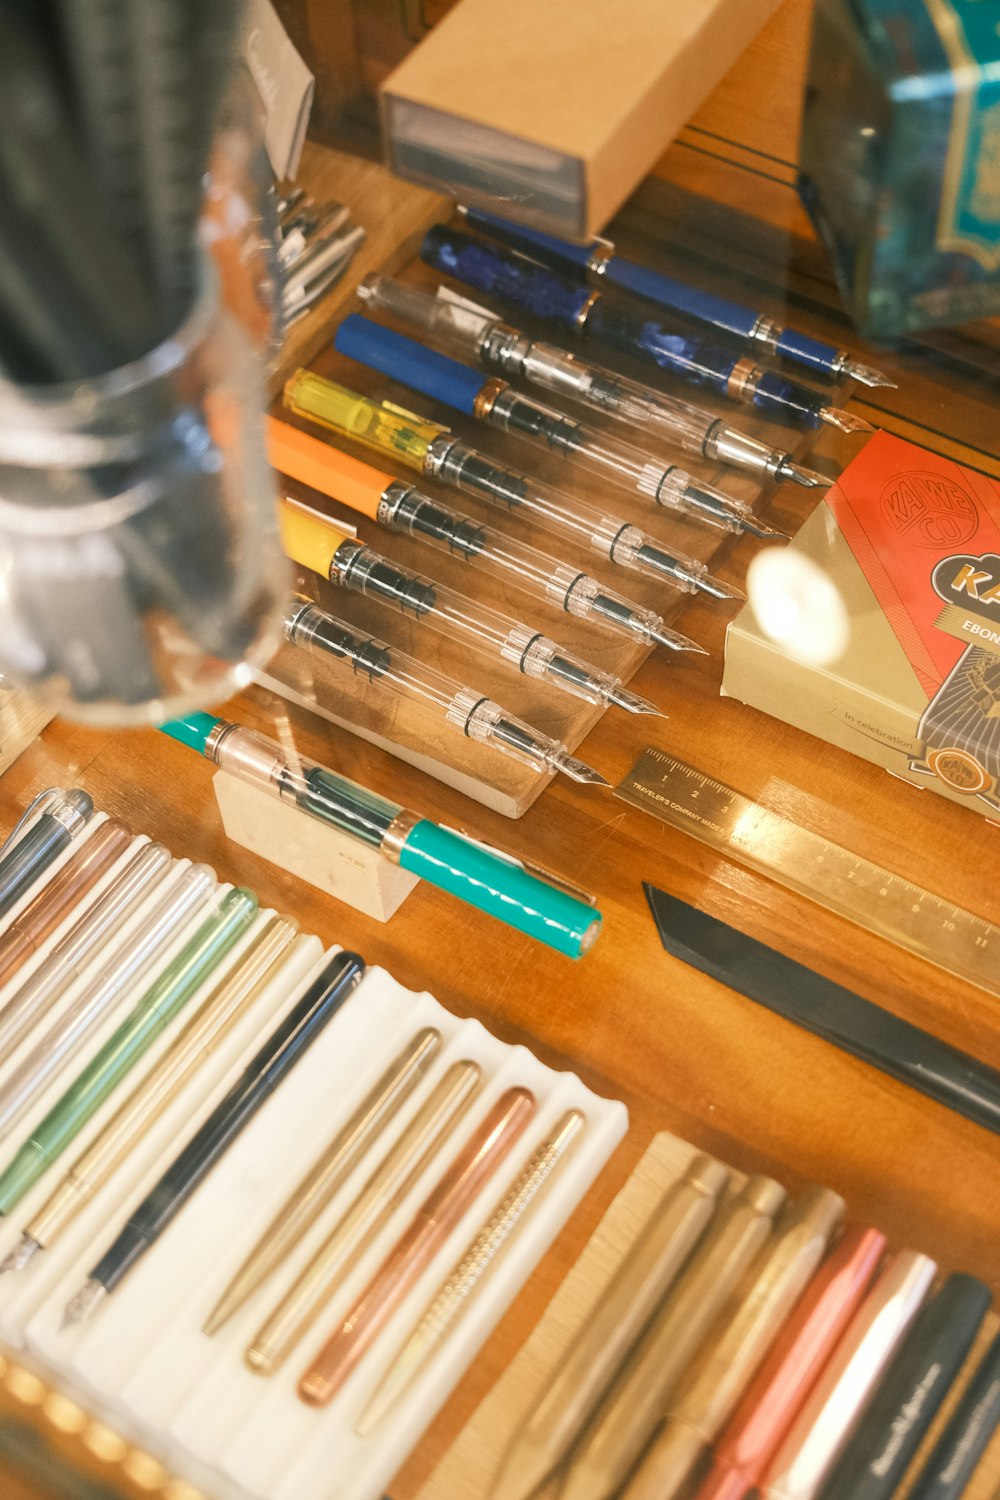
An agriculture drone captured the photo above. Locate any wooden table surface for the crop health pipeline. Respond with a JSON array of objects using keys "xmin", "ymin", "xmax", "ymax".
[{"xmin": 3, "ymin": 32, "xmax": 1000, "ymax": 1497}]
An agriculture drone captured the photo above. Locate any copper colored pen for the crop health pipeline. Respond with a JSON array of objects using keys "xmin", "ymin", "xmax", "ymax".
[
  {"xmin": 625, "ymin": 1186, "xmax": 846, "ymax": 1500},
  {"xmin": 298, "ymin": 1086, "xmax": 536, "ymax": 1406},
  {"xmin": 758, "ymin": 1249, "xmax": 937, "ymax": 1500},
  {"xmin": 693, "ymin": 1226, "xmax": 887, "ymax": 1500},
  {"xmin": 0, "ymin": 819, "xmax": 132, "ymax": 989}
]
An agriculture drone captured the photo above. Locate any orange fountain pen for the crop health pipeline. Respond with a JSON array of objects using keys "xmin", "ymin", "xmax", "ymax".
[{"xmin": 298, "ymin": 1086, "xmax": 536, "ymax": 1407}]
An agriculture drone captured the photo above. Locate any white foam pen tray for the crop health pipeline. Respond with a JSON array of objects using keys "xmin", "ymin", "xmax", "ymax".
[{"xmin": 0, "ymin": 941, "xmax": 628, "ymax": 1500}]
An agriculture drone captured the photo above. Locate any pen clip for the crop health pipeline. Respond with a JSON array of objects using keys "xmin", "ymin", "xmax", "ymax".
[
  {"xmin": 0, "ymin": 787, "xmax": 62, "ymax": 858},
  {"xmin": 440, "ymin": 826, "xmax": 597, "ymax": 907}
]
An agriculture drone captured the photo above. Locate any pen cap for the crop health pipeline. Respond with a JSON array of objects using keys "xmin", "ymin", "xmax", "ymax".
[
  {"xmin": 266, "ymin": 417, "xmax": 381, "ymax": 523},
  {"xmin": 396, "ymin": 820, "xmax": 601, "ymax": 959},
  {"xmin": 463, "ymin": 207, "xmax": 596, "ymax": 270},
  {"xmin": 277, "ymin": 498, "xmax": 357, "ymax": 577},
  {"xmin": 284, "ymin": 370, "xmax": 446, "ymax": 475},
  {"xmin": 335, "ymin": 315, "xmax": 488, "ymax": 418},
  {"xmin": 422, "ymin": 226, "xmax": 595, "ymax": 328}
]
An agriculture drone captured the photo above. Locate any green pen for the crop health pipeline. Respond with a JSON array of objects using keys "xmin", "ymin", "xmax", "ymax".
[
  {"xmin": 159, "ymin": 714, "xmax": 601, "ymax": 959},
  {"xmin": 0, "ymin": 887, "xmax": 258, "ymax": 1214}
]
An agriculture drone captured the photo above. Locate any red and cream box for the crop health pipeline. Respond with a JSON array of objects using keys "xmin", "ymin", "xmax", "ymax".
[{"xmin": 723, "ymin": 431, "xmax": 1000, "ymax": 821}]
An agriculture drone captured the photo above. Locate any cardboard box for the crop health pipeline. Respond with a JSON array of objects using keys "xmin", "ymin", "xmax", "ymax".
[
  {"xmin": 380, "ymin": 0, "xmax": 782, "ymax": 237},
  {"xmin": 723, "ymin": 432, "xmax": 1000, "ymax": 821}
]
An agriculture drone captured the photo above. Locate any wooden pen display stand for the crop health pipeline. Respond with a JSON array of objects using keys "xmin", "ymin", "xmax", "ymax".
[{"xmin": 212, "ymin": 770, "xmax": 419, "ymax": 922}]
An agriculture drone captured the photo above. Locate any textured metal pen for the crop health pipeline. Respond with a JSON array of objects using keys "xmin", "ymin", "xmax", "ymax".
[
  {"xmin": 0, "ymin": 842, "xmax": 173, "ymax": 1070},
  {"xmin": 202, "ymin": 1026, "xmax": 442, "ymax": 1334},
  {"xmin": 0, "ymin": 790, "xmax": 94, "ymax": 921},
  {"xmin": 356, "ymin": 1108, "xmax": 586, "ymax": 1435},
  {"xmin": 0, "ymin": 863, "xmax": 218, "ymax": 1137},
  {"xmin": 0, "ymin": 818, "xmax": 133, "ymax": 989},
  {"xmin": 488, "ymin": 1151, "xmax": 730, "ymax": 1500},
  {"xmin": 624, "ymin": 1187, "xmax": 846, "ymax": 1500},
  {"xmin": 758, "ymin": 1250, "xmax": 937, "ymax": 1500},
  {"xmin": 298, "ymin": 1086, "xmax": 536, "ymax": 1406},
  {"xmin": 0, "ymin": 887, "xmax": 258, "ymax": 1215},
  {"xmin": 561, "ymin": 1174, "xmax": 787, "ymax": 1500},
  {"xmin": 1, "ymin": 915, "xmax": 300, "ymax": 1277},
  {"xmin": 461, "ymin": 208, "xmax": 893, "ymax": 387},
  {"xmin": 63, "ymin": 950, "xmax": 367, "ymax": 1328},
  {"xmin": 244, "ymin": 1059, "xmax": 482, "ymax": 1376}
]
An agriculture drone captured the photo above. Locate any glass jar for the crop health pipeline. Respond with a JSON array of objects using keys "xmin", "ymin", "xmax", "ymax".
[{"xmin": 0, "ymin": 261, "xmax": 287, "ymax": 726}]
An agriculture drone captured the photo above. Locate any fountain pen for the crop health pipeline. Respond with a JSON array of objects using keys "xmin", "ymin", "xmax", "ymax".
[
  {"xmin": 461, "ymin": 207, "xmax": 893, "ymax": 388},
  {"xmin": 0, "ymin": 789, "xmax": 94, "ymax": 920},
  {"xmin": 159, "ymin": 713, "xmax": 603, "ymax": 958},
  {"xmin": 62, "ymin": 950, "xmax": 366, "ymax": 1327},
  {"xmin": 419, "ymin": 226, "xmax": 873, "ymax": 434}
]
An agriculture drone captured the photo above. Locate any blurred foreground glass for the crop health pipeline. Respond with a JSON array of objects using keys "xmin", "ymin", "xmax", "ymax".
[{"xmin": 0, "ymin": 261, "xmax": 287, "ymax": 725}]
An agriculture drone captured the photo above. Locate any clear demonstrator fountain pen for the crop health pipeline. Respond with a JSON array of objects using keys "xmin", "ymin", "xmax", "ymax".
[
  {"xmin": 271, "ymin": 415, "xmax": 707, "ymax": 653},
  {"xmin": 357, "ymin": 273, "xmax": 821, "ymax": 495},
  {"xmin": 284, "ymin": 600, "xmax": 648, "ymax": 786},
  {"xmin": 461, "ymin": 206, "xmax": 893, "ymax": 389},
  {"xmin": 419, "ymin": 226, "xmax": 873, "ymax": 434},
  {"xmin": 334, "ymin": 316, "xmax": 756, "ymax": 595}
]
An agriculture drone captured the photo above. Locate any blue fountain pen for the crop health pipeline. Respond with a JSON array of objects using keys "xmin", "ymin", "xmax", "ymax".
[
  {"xmin": 462, "ymin": 207, "xmax": 894, "ymax": 389},
  {"xmin": 422, "ymin": 225, "xmax": 873, "ymax": 434}
]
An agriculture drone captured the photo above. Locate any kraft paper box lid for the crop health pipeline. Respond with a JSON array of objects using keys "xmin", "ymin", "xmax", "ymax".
[
  {"xmin": 379, "ymin": 0, "xmax": 782, "ymax": 238},
  {"xmin": 723, "ymin": 431, "xmax": 1000, "ymax": 818}
]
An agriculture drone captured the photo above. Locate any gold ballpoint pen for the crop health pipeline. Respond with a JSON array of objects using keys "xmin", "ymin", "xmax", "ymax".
[
  {"xmin": 0, "ymin": 915, "xmax": 300, "ymax": 1275},
  {"xmin": 356, "ymin": 1108, "xmax": 586, "ymax": 1436},
  {"xmin": 487, "ymin": 1151, "xmax": 730, "ymax": 1500},
  {"xmin": 561, "ymin": 1174, "xmax": 787, "ymax": 1500},
  {"xmin": 244, "ymin": 1058, "xmax": 482, "ymax": 1375},
  {"xmin": 623, "ymin": 1187, "xmax": 846, "ymax": 1500},
  {"xmin": 203, "ymin": 1027, "xmax": 443, "ymax": 1335}
]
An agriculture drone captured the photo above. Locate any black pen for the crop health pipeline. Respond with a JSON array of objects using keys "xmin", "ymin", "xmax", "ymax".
[
  {"xmin": 905, "ymin": 1328, "xmax": 1000, "ymax": 1500},
  {"xmin": 62, "ymin": 950, "xmax": 366, "ymax": 1327},
  {"xmin": 0, "ymin": 791, "xmax": 94, "ymax": 921}
]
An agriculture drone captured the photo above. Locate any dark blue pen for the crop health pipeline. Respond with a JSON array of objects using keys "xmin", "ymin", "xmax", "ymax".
[
  {"xmin": 421, "ymin": 225, "xmax": 872, "ymax": 434},
  {"xmin": 0, "ymin": 790, "xmax": 94, "ymax": 921},
  {"xmin": 462, "ymin": 206, "xmax": 893, "ymax": 389},
  {"xmin": 62, "ymin": 949, "xmax": 367, "ymax": 1326}
]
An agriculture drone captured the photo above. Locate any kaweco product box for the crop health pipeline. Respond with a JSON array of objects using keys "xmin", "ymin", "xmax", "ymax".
[{"xmin": 724, "ymin": 431, "xmax": 1000, "ymax": 821}]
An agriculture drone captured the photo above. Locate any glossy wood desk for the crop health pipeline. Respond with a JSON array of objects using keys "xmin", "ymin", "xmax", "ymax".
[{"xmin": 2, "ymin": 120, "xmax": 999, "ymax": 1500}]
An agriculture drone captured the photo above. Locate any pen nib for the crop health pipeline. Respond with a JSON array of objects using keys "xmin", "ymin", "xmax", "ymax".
[
  {"xmin": 62, "ymin": 1280, "xmax": 106, "ymax": 1331},
  {"xmin": 779, "ymin": 460, "xmax": 830, "ymax": 488},
  {"xmin": 556, "ymin": 755, "xmax": 611, "ymax": 786},
  {"xmin": 740, "ymin": 516, "xmax": 791, "ymax": 542},
  {"xmin": 697, "ymin": 573, "xmax": 746, "ymax": 602},
  {"xmin": 650, "ymin": 625, "xmax": 708, "ymax": 655},
  {"xmin": 0, "ymin": 1235, "xmax": 40, "ymax": 1276},
  {"xmin": 819, "ymin": 407, "xmax": 875, "ymax": 434},
  {"xmin": 842, "ymin": 359, "xmax": 896, "ymax": 388},
  {"xmin": 608, "ymin": 686, "xmax": 665, "ymax": 716}
]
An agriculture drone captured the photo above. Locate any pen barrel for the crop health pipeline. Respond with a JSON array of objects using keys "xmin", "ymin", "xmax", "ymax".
[
  {"xmin": 359, "ymin": 273, "xmax": 493, "ymax": 365},
  {"xmin": 282, "ymin": 370, "xmax": 445, "ymax": 475},
  {"xmin": 0, "ymin": 818, "xmax": 132, "ymax": 986},
  {"xmin": 25, "ymin": 917, "xmax": 301, "ymax": 1249},
  {"xmin": 760, "ymin": 1250, "xmax": 938, "ymax": 1500},
  {"xmin": 702, "ymin": 1225, "xmax": 887, "ymax": 1500},
  {"xmin": 394, "ymin": 821, "xmax": 601, "ymax": 959},
  {"xmin": 421, "ymin": 226, "xmax": 594, "ymax": 330},
  {"xmin": 0, "ymin": 888, "xmax": 259, "ymax": 1213},
  {"xmin": 463, "ymin": 208, "xmax": 597, "ymax": 272},
  {"xmin": 906, "ymin": 1328, "xmax": 1000, "ymax": 1500},
  {"xmin": 0, "ymin": 842, "xmax": 173, "ymax": 1065},
  {"xmin": 625, "ymin": 1188, "xmax": 846, "ymax": 1500},
  {"xmin": 299, "ymin": 1086, "xmax": 535, "ymax": 1405},
  {"xmin": 822, "ymin": 1273, "xmax": 992, "ymax": 1500},
  {"xmin": 336, "ymin": 314, "xmax": 487, "ymax": 419},
  {"xmin": 603, "ymin": 257, "xmax": 760, "ymax": 341},
  {"xmin": 572, "ymin": 1176, "xmax": 786, "ymax": 1497},
  {"xmin": 243, "ymin": 1058, "xmax": 482, "ymax": 1373},
  {"xmin": 0, "ymin": 795, "xmax": 90, "ymax": 919},
  {"xmin": 91, "ymin": 949, "xmax": 365, "ymax": 1291}
]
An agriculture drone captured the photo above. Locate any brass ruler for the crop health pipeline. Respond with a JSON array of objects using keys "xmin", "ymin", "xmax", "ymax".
[{"xmin": 616, "ymin": 747, "xmax": 998, "ymax": 998}]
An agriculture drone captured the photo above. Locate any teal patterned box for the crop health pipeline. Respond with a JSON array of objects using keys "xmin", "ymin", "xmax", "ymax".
[{"xmin": 799, "ymin": 0, "xmax": 1000, "ymax": 338}]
